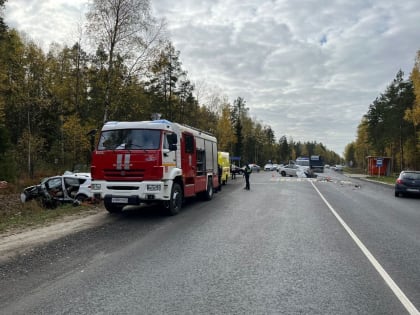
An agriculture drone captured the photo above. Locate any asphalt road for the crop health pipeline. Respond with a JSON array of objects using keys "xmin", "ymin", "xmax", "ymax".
[{"xmin": 0, "ymin": 170, "xmax": 419, "ymax": 314}]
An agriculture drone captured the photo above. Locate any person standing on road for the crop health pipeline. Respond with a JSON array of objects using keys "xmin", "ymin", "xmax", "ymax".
[
  {"xmin": 230, "ymin": 164, "xmax": 236, "ymax": 179},
  {"xmin": 244, "ymin": 163, "xmax": 252, "ymax": 190}
]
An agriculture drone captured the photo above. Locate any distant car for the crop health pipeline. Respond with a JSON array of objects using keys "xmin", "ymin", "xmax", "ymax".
[
  {"xmin": 249, "ymin": 164, "xmax": 261, "ymax": 172},
  {"xmin": 243, "ymin": 164, "xmax": 260, "ymax": 172},
  {"xmin": 295, "ymin": 157, "xmax": 310, "ymax": 168},
  {"xmin": 264, "ymin": 163, "xmax": 274, "ymax": 171},
  {"xmin": 278, "ymin": 164, "xmax": 299, "ymax": 177},
  {"xmin": 20, "ymin": 172, "xmax": 93, "ymax": 208},
  {"xmin": 334, "ymin": 165, "xmax": 344, "ymax": 172},
  {"xmin": 230, "ymin": 165, "xmax": 243, "ymax": 176},
  {"xmin": 395, "ymin": 170, "xmax": 420, "ymax": 197}
]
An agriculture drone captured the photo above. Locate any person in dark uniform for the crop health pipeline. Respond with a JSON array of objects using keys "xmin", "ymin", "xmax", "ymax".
[{"xmin": 244, "ymin": 163, "xmax": 252, "ymax": 190}]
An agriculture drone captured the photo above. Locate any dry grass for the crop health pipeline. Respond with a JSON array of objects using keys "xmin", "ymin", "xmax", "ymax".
[{"xmin": 0, "ymin": 190, "xmax": 101, "ymax": 236}]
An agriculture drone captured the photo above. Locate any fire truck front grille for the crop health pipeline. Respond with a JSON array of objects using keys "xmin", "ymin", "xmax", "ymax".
[
  {"xmin": 107, "ymin": 186, "xmax": 139, "ymax": 190},
  {"xmin": 104, "ymin": 169, "xmax": 145, "ymax": 180}
]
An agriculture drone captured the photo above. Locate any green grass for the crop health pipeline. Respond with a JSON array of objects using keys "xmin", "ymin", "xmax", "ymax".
[
  {"xmin": 365, "ymin": 176, "xmax": 397, "ymax": 185},
  {"xmin": 343, "ymin": 167, "xmax": 365, "ymax": 174},
  {"xmin": 343, "ymin": 167, "xmax": 397, "ymax": 185}
]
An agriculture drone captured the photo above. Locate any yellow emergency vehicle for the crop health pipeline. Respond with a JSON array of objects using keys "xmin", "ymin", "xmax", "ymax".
[{"xmin": 217, "ymin": 151, "xmax": 230, "ymax": 185}]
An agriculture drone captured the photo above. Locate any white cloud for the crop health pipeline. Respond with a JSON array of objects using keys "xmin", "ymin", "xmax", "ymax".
[
  {"xmin": 5, "ymin": 0, "xmax": 420, "ymax": 156},
  {"xmin": 5, "ymin": 0, "xmax": 87, "ymax": 49}
]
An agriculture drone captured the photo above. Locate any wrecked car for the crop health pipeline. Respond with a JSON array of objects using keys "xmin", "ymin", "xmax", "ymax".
[{"xmin": 20, "ymin": 173, "xmax": 92, "ymax": 208}]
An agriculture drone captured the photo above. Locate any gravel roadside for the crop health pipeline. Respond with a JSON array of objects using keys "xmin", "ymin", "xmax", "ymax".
[{"xmin": 0, "ymin": 193, "xmax": 110, "ymax": 263}]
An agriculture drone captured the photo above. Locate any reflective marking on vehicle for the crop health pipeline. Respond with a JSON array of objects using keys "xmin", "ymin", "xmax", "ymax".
[
  {"xmin": 162, "ymin": 163, "xmax": 176, "ymax": 167},
  {"xmin": 311, "ymin": 181, "xmax": 419, "ymax": 315},
  {"xmin": 116, "ymin": 154, "xmax": 123, "ymax": 170},
  {"xmin": 124, "ymin": 154, "xmax": 130, "ymax": 170}
]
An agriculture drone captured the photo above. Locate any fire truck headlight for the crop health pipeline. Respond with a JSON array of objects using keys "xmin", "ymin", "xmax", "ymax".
[
  {"xmin": 92, "ymin": 183, "xmax": 101, "ymax": 190},
  {"xmin": 147, "ymin": 184, "xmax": 161, "ymax": 191}
]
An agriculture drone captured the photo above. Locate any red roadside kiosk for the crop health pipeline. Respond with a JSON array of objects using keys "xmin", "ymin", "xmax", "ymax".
[{"xmin": 367, "ymin": 156, "xmax": 392, "ymax": 176}]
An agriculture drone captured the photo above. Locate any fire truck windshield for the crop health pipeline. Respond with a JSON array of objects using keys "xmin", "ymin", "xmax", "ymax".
[{"xmin": 97, "ymin": 129, "xmax": 161, "ymax": 151}]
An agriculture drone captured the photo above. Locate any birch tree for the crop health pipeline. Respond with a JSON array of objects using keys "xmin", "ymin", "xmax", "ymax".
[{"xmin": 86, "ymin": 0, "xmax": 165, "ymax": 122}]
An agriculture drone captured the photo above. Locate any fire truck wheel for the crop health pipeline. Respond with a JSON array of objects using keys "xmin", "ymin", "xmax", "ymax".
[
  {"xmin": 165, "ymin": 183, "xmax": 183, "ymax": 215},
  {"xmin": 203, "ymin": 177, "xmax": 214, "ymax": 201}
]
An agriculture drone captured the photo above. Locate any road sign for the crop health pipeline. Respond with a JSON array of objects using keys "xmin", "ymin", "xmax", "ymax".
[{"xmin": 376, "ymin": 158, "xmax": 383, "ymax": 167}]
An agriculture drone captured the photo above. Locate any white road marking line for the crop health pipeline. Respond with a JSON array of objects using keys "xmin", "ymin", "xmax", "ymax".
[{"xmin": 311, "ymin": 181, "xmax": 419, "ymax": 315}]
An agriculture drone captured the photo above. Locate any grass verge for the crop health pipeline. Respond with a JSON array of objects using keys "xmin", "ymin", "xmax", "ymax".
[
  {"xmin": 0, "ymin": 198, "xmax": 101, "ymax": 235},
  {"xmin": 365, "ymin": 175, "xmax": 397, "ymax": 185}
]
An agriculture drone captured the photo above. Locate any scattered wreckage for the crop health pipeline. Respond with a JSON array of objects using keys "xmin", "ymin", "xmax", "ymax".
[{"xmin": 20, "ymin": 172, "xmax": 93, "ymax": 208}]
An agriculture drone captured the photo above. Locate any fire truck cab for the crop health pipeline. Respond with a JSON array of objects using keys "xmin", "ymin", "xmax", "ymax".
[{"xmin": 90, "ymin": 120, "xmax": 218, "ymax": 215}]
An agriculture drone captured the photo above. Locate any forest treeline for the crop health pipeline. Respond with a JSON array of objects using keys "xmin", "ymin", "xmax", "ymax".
[
  {"xmin": 344, "ymin": 58, "xmax": 420, "ymax": 172},
  {"xmin": 1, "ymin": 0, "xmax": 418, "ymax": 184},
  {"xmin": 0, "ymin": 0, "xmax": 342, "ymax": 183}
]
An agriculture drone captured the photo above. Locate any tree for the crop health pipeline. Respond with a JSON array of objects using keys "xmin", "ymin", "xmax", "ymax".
[
  {"xmin": 0, "ymin": 0, "xmax": 7, "ymax": 36},
  {"xmin": 278, "ymin": 136, "xmax": 290, "ymax": 163},
  {"xmin": 365, "ymin": 70, "xmax": 415, "ymax": 170},
  {"xmin": 176, "ymin": 78, "xmax": 196, "ymax": 124},
  {"xmin": 16, "ymin": 129, "xmax": 46, "ymax": 178},
  {"xmin": 147, "ymin": 42, "xmax": 186, "ymax": 121},
  {"xmin": 231, "ymin": 97, "xmax": 248, "ymax": 158},
  {"xmin": 252, "ymin": 123, "xmax": 264, "ymax": 164},
  {"xmin": 404, "ymin": 50, "xmax": 420, "ymax": 168},
  {"xmin": 353, "ymin": 118, "xmax": 371, "ymax": 170},
  {"xmin": 344, "ymin": 142, "xmax": 356, "ymax": 166},
  {"xmin": 0, "ymin": 0, "xmax": 8, "ymax": 127},
  {"xmin": 216, "ymin": 103, "xmax": 235, "ymax": 151},
  {"xmin": 86, "ymin": 0, "xmax": 164, "ymax": 122},
  {"xmin": 62, "ymin": 115, "xmax": 92, "ymax": 167}
]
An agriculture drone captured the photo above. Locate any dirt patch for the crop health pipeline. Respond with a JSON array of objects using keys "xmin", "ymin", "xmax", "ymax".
[
  {"xmin": 0, "ymin": 191, "xmax": 110, "ymax": 262},
  {"xmin": 0, "ymin": 206, "xmax": 110, "ymax": 262}
]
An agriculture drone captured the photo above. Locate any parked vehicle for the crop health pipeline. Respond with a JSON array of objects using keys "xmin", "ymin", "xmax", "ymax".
[
  {"xmin": 20, "ymin": 173, "xmax": 92, "ymax": 208},
  {"xmin": 310, "ymin": 155, "xmax": 324, "ymax": 173},
  {"xmin": 91, "ymin": 119, "xmax": 218, "ymax": 215},
  {"xmin": 278, "ymin": 164, "xmax": 299, "ymax": 177},
  {"xmin": 230, "ymin": 164, "xmax": 243, "ymax": 176},
  {"xmin": 395, "ymin": 170, "xmax": 420, "ymax": 197},
  {"xmin": 241, "ymin": 163, "xmax": 260, "ymax": 173},
  {"xmin": 295, "ymin": 157, "xmax": 310, "ymax": 169},
  {"xmin": 264, "ymin": 163, "xmax": 274, "ymax": 171},
  {"xmin": 218, "ymin": 152, "xmax": 230, "ymax": 185},
  {"xmin": 249, "ymin": 163, "xmax": 261, "ymax": 172}
]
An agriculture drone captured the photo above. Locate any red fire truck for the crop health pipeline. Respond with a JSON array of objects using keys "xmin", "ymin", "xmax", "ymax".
[{"xmin": 90, "ymin": 120, "xmax": 218, "ymax": 215}]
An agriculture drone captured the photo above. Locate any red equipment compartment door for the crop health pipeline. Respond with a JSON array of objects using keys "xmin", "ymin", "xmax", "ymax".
[{"xmin": 181, "ymin": 132, "xmax": 196, "ymax": 196}]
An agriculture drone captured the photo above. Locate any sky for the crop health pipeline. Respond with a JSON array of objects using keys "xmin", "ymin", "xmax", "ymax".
[{"xmin": 4, "ymin": 0, "xmax": 420, "ymax": 156}]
